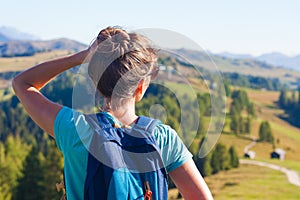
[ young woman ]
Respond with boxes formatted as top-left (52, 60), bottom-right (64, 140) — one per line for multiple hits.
top-left (12, 26), bottom-right (213, 200)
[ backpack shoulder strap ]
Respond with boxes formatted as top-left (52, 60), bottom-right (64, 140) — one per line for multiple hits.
top-left (84, 113), bottom-right (111, 130)
top-left (84, 113), bottom-right (119, 140)
top-left (130, 116), bottom-right (160, 138)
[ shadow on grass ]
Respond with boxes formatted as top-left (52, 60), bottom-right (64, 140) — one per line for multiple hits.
top-left (277, 114), bottom-right (300, 129)
top-left (222, 182), bottom-right (239, 189)
top-left (265, 104), bottom-right (278, 109)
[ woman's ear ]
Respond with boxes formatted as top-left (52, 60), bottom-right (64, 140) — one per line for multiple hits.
top-left (135, 79), bottom-right (150, 102)
top-left (135, 79), bottom-right (144, 102)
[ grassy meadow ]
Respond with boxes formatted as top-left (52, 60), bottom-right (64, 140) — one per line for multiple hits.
top-left (205, 164), bottom-right (300, 200)
top-left (206, 88), bottom-right (300, 199)
top-left (0, 50), bottom-right (72, 73)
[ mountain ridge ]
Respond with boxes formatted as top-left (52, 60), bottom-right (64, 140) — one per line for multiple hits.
top-left (0, 38), bottom-right (87, 57)
top-left (218, 51), bottom-right (300, 71)
top-left (0, 26), bottom-right (40, 41)
top-left (0, 32), bottom-right (11, 42)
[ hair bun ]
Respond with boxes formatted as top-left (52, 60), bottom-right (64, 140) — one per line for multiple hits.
top-left (96, 27), bottom-right (131, 58)
top-left (88, 26), bottom-right (157, 103)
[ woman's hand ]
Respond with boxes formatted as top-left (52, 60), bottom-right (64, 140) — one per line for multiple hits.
top-left (83, 38), bottom-right (99, 63)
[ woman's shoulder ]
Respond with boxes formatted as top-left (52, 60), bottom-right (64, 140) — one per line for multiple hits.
top-left (54, 106), bottom-right (93, 151)
top-left (152, 123), bottom-right (179, 146)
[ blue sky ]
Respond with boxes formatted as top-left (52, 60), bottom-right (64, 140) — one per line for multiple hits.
top-left (1, 0), bottom-right (300, 56)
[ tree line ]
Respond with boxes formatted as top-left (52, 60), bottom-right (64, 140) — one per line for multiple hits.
top-left (192, 138), bottom-right (239, 177)
top-left (228, 89), bottom-right (274, 144)
top-left (223, 72), bottom-right (284, 91)
top-left (229, 90), bottom-right (255, 134)
top-left (0, 71), bottom-right (73, 199)
top-left (278, 88), bottom-right (300, 128)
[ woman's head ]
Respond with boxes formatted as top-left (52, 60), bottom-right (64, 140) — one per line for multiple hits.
top-left (88, 27), bottom-right (157, 110)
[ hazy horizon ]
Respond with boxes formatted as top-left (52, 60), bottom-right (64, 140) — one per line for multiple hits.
top-left (1, 0), bottom-right (300, 56)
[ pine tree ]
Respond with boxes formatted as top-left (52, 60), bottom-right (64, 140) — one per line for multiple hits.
top-left (230, 111), bottom-right (240, 134)
top-left (291, 91), bottom-right (297, 105)
top-left (210, 148), bottom-right (220, 174)
top-left (279, 90), bottom-right (288, 108)
top-left (247, 102), bottom-right (256, 117)
top-left (238, 115), bottom-right (244, 133)
top-left (0, 142), bottom-right (11, 200)
top-left (210, 143), bottom-right (230, 174)
top-left (259, 121), bottom-right (274, 144)
top-left (196, 115), bottom-right (206, 137)
top-left (231, 90), bottom-right (249, 110)
top-left (217, 143), bottom-right (230, 170)
top-left (42, 141), bottom-right (64, 200)
top-left (14, 146), bottom-right (45, 200)
top-left (245, 117), bottom-right (252, 134)
top-left (228, 146), bottom-right (239, 168)
top-left (194, 137), bottom-right (212, 177)
top-left (224, 81), bottom-right (231, 97)
top-left (0, 136), bottom-right (30, 200)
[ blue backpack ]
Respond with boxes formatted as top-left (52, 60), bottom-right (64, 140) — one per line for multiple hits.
top-left (84, 113), bottom-right (168, 200)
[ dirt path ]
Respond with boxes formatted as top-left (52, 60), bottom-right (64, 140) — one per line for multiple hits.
top-left (243, 137), bottom-right (257, 153)
top-left (240, 159), bottom-right (300, 187)
top-left (242, 136), bottom-right (300, 187)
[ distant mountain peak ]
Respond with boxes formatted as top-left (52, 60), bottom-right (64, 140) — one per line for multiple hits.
top-left (257, 52), bottom-right (300, 70)
top-left (0, 32), bottom-right (11, 42)
top-left (0, 26), bottom-right (40, 41)
top-left (217, 51), bottom-right (300, 71)
top-left (217, 52), bottom-right (254, 59)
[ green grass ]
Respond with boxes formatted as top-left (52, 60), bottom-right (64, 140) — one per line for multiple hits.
top-left (218, 133), bottom-right (252, 157)
top-left (169, 164), bottom-right (300, 200)
top-left (205, 164), bottom-right (300, 200)
top-left (0, 50), bottom-right (71, 72)
top-left (162, 81), bottom-right (203, 98)
top-left (0, 50), bottom-right (73, 88)
top-left (257, 158), bottom-right (300, 173)
top-left (245, 89), bottom-right (300, 161)
top-left (270, 121), bottom-right (300, 142)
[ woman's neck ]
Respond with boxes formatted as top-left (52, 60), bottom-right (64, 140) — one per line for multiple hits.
top-left (104, 98), bottom-right (138, 126)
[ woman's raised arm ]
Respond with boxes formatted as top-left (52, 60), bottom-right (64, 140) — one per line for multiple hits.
top-left (12, 43), bottom-right (96, 137)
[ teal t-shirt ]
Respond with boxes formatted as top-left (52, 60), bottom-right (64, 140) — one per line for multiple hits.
top-left (54, 106), bottom-right (192, 200)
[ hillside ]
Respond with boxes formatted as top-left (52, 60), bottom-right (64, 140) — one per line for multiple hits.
top-left (0, 38), bottom-right (87, 57)
top-left (0, 26), bottom-right (39, 41)
top-left (258, 52), bottom-right (300, 71)
top-left (0, 47), bottom-right (297, 92)
top-left (0, 33), bottom-right (10, 42)
top-left (1, 42), bottom-right (299, 88)
top-left (172, 49), bottom-right (300, 87)
top-left (168, 87), bottom-right (300, 199)
top-left (218, 51), bottom-right (300, 71)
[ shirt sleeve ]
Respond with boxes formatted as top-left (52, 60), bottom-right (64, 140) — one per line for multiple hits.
top-left (154, 124), bottom-right (193, 173)
top-left (54, 106), bottom-right (93, 154)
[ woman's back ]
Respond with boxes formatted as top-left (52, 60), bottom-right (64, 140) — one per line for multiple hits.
top-left (13, 26), bottom-right (213, 199)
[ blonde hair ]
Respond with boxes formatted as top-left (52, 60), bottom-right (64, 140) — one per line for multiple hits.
top-left (88, 27), bottom-right (157, 110)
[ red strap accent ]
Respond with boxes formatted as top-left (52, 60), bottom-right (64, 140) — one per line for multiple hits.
top-left (144, 190), bottom-right (152, 200)
top-left (144, 181), bottom-right (152, 200)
